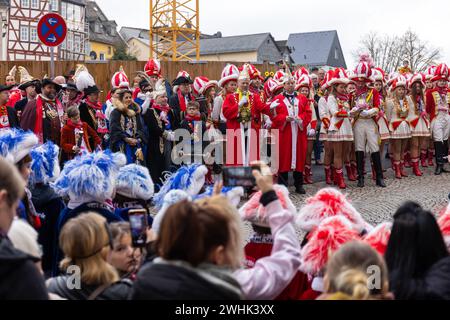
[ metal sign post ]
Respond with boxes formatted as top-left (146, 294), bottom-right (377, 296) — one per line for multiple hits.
top-left (50, 47), bottom-right (55, 78)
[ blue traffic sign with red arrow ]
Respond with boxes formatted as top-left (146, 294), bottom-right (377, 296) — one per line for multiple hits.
top-left (37, 13), bottom-right (67, 47)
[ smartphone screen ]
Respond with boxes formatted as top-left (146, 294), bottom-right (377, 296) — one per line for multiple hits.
top-left (222, 166), bottom-right (256, 187)
top-left (128, 209), bottom-right (148, 248)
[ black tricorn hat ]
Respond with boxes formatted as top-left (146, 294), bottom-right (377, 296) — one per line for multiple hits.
top-left (172, 75), bottom-right (193, 86)
top-left (84, 85), bottom-right (100, 96)
top-left (0, 85), bottom-right (13, 93)
top-left (18, 79), bottom-right (41, 91)
top-left (41, 78), bottom-right (63, 92)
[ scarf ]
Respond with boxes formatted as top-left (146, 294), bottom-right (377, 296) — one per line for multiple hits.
top-left (85, 99), bottom-right (108, 134)
top-left (336, 93), bottom-right (349, 101)
top-left (153, 104), bottom-right (171, 113)
top-left (0, 105), bottom-right (10, 129)
top-left (67, 118), bottom-right (82, 129)
top-left (185, 114), bottom-right (201, 122)
top-left (177, 91), bottom-right (192, 112)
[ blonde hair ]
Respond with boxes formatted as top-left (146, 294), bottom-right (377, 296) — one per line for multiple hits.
top-left (324, 241), bottom-right (389, 300)
top-left (60, 212), bottom-right (119, 286)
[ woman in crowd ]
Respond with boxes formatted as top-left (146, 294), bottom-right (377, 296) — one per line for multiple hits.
top-left (110, 89), bottom-right (146, 166)
top-left (144, 79), bottom-right (177, 186)
top-left (108, 222), bottom-right (141, 280)
top-left (326, 69), bottom-right (354, 189)
top-left (213, 64), bottom-right (239, 134)
top-left (385, 201), bottom-right (450, 299)
top-left (408, 74), bottom-right (431, 175)
top-left (47, 212), bottom-right (132, 300)
top-left (319, 241), bottom-right (392, 300)
top-left (386, 76), bottom-right (414, 179)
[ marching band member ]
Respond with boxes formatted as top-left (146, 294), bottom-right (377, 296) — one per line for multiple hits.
top-left (386, 75), bottom-right (414, 179)
top-left (425, 63), bottom-right (450, 175)
top-left (408, 73), bottom-right (431, 175)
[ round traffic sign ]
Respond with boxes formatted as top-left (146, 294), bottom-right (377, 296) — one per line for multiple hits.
top-left (37, 13), bottom-right (67, 47)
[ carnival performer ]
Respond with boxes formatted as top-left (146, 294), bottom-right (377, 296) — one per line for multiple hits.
top-left (425, 63), bottom-right (450, 175)
top-left (408, 73), bottom-right (431, 175)
top-left (350, 56), bottom-right (386, 188)
top-left (386, 75), bottom-right (414, 179)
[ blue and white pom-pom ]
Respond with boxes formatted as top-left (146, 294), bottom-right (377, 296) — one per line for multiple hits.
top-left (195, 186), bottom-right (244, 207)
top-left (0, 128), bottom-right (38, 164)
top-left (115, 164), bottom-right (154, 201)
top-left (153, 164), bottom-right (207, 209)
top-left (52, 150), bottom-right (126, 202)
top-left (152, 189), bottom-right (191, 235)
top-left (30, 141), bottom-right (60, 185)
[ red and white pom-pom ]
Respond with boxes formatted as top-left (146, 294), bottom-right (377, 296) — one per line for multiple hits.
top-left (300, 216), bottom-right (361, 275)
top-left (363, 222), bottom-right (392, 256)
top-left (296, 188), bottom-right (367, 233)
top-left (359, 53), bottom-right (374, 68)
top-left (145, 59), bottom-right (161, 77)
top-left (438, 203), bottom-right (450, 251)
top-left (239, 184), bottom-right (296, 227)
top-left (111, 67), bottom-right (129, 89)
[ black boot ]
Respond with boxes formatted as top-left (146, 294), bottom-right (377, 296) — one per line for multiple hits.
top-left (435, 142), bottom-right (444, 175)
top-left (371, 152), bottom-right (386, 188)
top-left (356, 151), bottom-right (365, 187)
top-left (293, 171), bottom-right (306, 194)
top-left (278, 172), bottom-right (289, 186)
top-left (443, 140), bottom-right (450, 173)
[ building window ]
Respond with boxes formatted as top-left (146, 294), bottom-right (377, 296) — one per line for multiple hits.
top-left (335, 48), bottom-right (339, 60)
top-left (74, 35), bottom-right (80, 53)
top-left (67, 32), bottom-right (73, 51)
top-left (108, 46), bottom-right (111, 55)
top-left (21, 0), bottom-right (30, 8)
top-left (30, 27), bottom-right (38, 42)
top-left (31, 0), bottom-right (39, 9)
top-left (49, 0), bottom-right (58, 12)
top-left (61, 2), bottom-right (67, 18)
top-left (20, 26), bottom-right (29, 42)
top-left (99, 53), bottom-right (105, 61)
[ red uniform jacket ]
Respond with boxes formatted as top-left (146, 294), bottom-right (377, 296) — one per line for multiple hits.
top-left (222, 91), bottom-right (271, 166)
top-left (425, 88), bottom-right (450, 123)
top-left (61, 121), bottom-right (101, 160)
top-left (270, 93), bottom-right (312, 173)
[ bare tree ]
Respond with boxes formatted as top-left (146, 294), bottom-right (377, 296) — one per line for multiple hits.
top-left (353, 30), bottom-right (441, 73)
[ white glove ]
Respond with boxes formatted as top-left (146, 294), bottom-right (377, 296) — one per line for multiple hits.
top-left (264, 118), bottom-right (272, 129)
top-left (269, 100), bottom-right (280, 110)
top-left (164, 130), bottom-right (175, 141)
top-left (360, 110), bottom-right (369, 117)
top-left (308, 129), bottom-right (316, 137)
top-left (351, 107), bottom-right (359, 114)
top-left (239, 96), bottom-right (248, 107)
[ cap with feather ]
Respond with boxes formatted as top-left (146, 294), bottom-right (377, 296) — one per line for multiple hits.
top-left (115, 164), bottom-right (154, 201)
top-left (30, 141), bottom-right (60, 185)
top-left (300, 215), bottom-right (361, 275)
top-left (152, 189), bottom-right (192, 235)
top-left (153, 164), bottom-right (208, 209)
top-left (0, 128), bottom-right (39, 164)
top-left (296, 188), bottom-right (368, 233)
top-left (74, 64), bottom-right (99, 95)
top-left (362, 222), bottom-right (392, 256)
top-left (239, 184), bottom-right (296, 228)
top-left (152, 78), bottom-right (167, 100)
top-left (51, 150), bottom-right (126, 202)
top-left (17, 66), bottom-right (40, 90)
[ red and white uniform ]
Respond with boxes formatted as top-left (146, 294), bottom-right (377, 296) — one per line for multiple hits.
top-left (270, 93), bottom-right (312, 173)
top-left (327, 94), bottom-right (354, 142)
top-left (409, 94), bottom-right (431, 137)
top-left (425, 88), bottom-right (450, 142)
top-left (386, 96), bottom-right (414, 139)
top-left (223, 90), bottom-right (271, 166)
top-left (376, 94), bottom-right (391, 140)
top-left (318, 96), bottom-right (331, 141)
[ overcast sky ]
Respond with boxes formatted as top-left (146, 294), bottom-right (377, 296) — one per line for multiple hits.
top-left (96, 0), bottom-right (448, 68)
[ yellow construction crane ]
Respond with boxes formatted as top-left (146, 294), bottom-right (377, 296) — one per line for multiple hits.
top-left (149, 0), bottom-right (200, 61)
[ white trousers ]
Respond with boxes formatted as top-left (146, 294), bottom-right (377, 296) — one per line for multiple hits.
top-left (354, 119), bottom-right (380, 153)
top-left (432, 112), bottom-right (450, 142)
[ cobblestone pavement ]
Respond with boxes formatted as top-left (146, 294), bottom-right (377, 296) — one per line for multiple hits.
top-left (242, 167), bottom-right (450, 242)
